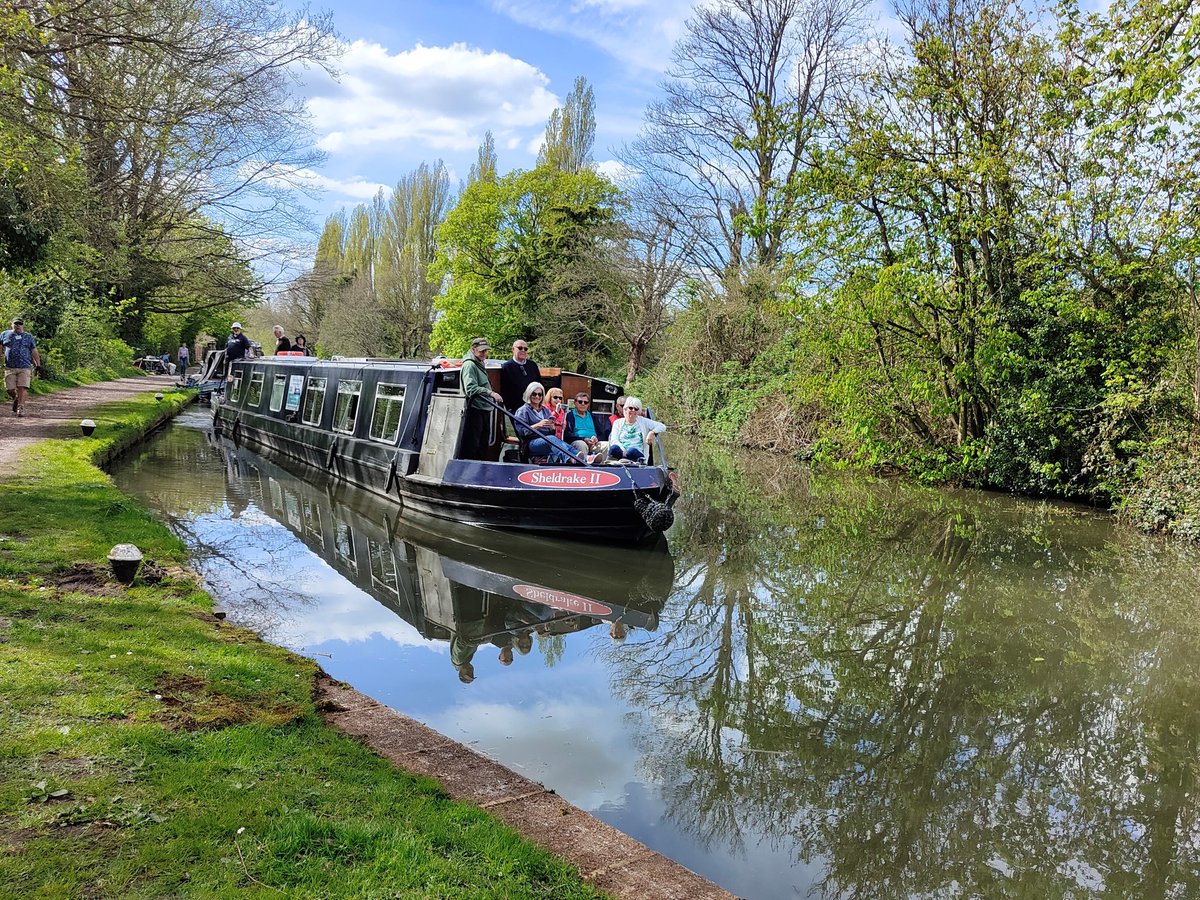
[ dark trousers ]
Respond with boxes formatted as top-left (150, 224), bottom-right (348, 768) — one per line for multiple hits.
top-left (462, 406), bottom-right (493, 460)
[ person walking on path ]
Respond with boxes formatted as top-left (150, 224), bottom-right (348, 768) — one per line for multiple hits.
top-left (1, 317), bottom-right (40, 417)
top-left (178, 344), bottom-right (190, 371)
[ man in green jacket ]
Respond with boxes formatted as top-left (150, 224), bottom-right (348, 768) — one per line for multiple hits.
top-left (460, 337), bottom-right (505, 460)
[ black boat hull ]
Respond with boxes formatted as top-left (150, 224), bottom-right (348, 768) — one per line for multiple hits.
top-left (214, 401), bottom-right (674, 542)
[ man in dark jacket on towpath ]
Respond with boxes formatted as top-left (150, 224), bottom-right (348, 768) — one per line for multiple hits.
top-left (460, 337), bottom-right (505, 461)
top-left (500, 339), bottom-right (539, 412)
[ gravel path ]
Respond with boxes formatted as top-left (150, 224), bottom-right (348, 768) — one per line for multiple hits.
top-left (0, 375), bottom-right (178, 472)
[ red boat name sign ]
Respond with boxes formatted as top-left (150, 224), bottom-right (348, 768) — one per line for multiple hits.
top-left (516, 468), bottom-right (622, 488)
top-left (513, 584), bottom-right (612, 617)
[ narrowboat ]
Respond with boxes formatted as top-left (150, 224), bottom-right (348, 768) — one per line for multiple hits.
top-left (216, 439), bottom-right (672, 650)
top-left (211, 355), bottom-right (678, 542)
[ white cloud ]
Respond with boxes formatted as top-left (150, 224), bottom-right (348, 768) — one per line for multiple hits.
top-left (594, 159), bottom-right (636, 184)
top-left (490, 0), bottom-right (696, 72)
top-left (258, 163), bottom-right (388, 200)
top-left (304, 40), bottom-right (559, 155)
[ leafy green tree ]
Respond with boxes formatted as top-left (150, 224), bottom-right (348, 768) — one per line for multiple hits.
top-left (430, 165), bottom-right (620, 366)
top-left (2, 0), bottom-right (337, 341)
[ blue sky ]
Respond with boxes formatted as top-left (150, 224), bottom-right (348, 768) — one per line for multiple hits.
top-left (281, 0), bottom-right (699, 225)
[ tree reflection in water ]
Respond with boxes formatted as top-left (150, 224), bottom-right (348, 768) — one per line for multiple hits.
top-left (608, 447), bottom-right (1200, 898)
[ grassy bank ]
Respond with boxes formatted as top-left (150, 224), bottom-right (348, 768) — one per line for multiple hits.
top-left (0, 391), bottom-right (603, 898)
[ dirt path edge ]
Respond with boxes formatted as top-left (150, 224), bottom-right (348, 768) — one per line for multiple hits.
top-left (316, 673), bottom-right (740, 900)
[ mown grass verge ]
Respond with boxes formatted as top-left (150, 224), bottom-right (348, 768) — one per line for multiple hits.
top-left (0, 391), bottom-right (604, 898)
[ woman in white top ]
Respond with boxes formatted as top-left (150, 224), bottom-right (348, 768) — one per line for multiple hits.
top-left (607, 396), bottom-right (666, 464)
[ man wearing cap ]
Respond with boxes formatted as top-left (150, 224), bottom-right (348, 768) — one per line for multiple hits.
top-left (460, 337), bottom-right (505, 460)
top-left (1, 318), bottom-right (40, 417)
top-left (224, 322), bottom-right (251, 379)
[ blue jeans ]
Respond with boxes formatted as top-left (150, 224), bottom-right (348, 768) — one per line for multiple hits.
top-left (608, 445), bottom-right (644, 462)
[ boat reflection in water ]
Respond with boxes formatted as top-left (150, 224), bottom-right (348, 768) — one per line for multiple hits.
top-left (211, 432), bottom-right (672, 683)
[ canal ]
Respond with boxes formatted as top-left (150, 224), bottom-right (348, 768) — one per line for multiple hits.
top-left (110, 408), bottom-right (1200, 899)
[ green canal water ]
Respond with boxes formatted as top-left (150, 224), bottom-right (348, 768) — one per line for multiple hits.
top-left (110, 409), bottom-right (1200, 899)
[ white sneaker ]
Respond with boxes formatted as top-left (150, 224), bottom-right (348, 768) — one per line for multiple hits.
top-left (16, 406), bottom-right (24, 417)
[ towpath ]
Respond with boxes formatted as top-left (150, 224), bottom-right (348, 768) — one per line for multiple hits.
top-left (0, 375), bottom-right (178, 471)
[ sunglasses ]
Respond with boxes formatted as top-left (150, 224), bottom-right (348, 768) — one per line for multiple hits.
top-left (627, 406), bottom-right (641, 411)
top-left (575, 399), bottom-right (590, 404)
top-left (530, 391), bottom-right (543, 396)
top-left (515, 345), bottom-right (528, 350)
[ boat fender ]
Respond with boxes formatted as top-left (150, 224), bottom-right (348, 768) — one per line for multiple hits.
top-left (326, 439), bottom-right (338, 471)
top-left (384, 455), bottom-right (398, 493)
top-left (633, 486), bottom-right (674, 533)
top-left (231, 416), bottom-right (242, 445)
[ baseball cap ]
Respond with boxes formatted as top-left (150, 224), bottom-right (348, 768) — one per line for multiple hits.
top-left (11, 317), bottom-right (23, 325)
top-left (470, 337), bottom-right (490, 351)
top-left (231, 322), bottom-right (243, 330)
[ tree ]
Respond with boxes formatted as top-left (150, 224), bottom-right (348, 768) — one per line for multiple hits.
top-left (468, 131), bottom-right (498, 186)
top-left (1, 0), bottom-right (338, 339)
top-left (624, 0), bottom-right (868, 279)
top-left (297, 164), bottom-right (452, 358)
top-left (558, 209), bottom-right (686, 384)
top-left (375, 163), bottom-right (453, 356)
top-left (538, 76), bottom-right (596, 174)
top-left (430, 165), bottom-right (620, 366)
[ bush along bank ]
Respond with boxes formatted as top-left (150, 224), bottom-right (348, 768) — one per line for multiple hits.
top-left (643, 272), bottom-right (1200, 541)
top-left (0, 391), bottom-right (604, 899)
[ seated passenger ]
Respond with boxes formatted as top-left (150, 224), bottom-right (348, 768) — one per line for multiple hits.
top-left (564, 392), bottom-right (610, 464)
top-left (513, 382), bottom-right (583, 463)
top-left (545, 387), bottom-right (567, 440)
top-left (610, 396), bottom-right (626, 425)
top-left (607, 396), bottom-right (666, 464)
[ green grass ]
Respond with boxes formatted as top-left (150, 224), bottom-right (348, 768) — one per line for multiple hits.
top-left (0, 390), bottom-right (605, 898)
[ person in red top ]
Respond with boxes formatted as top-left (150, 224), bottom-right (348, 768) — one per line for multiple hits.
top-left (609, 395), bottom-right (626, 425)
top-left (544, 387), bottom-right (567, 440)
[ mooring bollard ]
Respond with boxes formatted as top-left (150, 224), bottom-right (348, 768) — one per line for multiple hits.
top-left (107, 544), bottom-right (143, 584)
top-left (80, 419), bottom-right (96, 437)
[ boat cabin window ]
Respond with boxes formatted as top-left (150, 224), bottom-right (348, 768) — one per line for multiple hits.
top-left (245, 371), bottom-right (265, 408)
top-left (333, 380), bottom-right (362, 434)
top-left (334, 519), bottom-right (356, 571)
top-left (369, 383), bottom-right (406, 443)
top-left (302, 376), bottom-right (327, 425)
top-left (269, 373), bottom-right (287, 412)
top-left (229, 371), bottom-right (244, 404)
top-left (368, 540), bottom-right (399, 598)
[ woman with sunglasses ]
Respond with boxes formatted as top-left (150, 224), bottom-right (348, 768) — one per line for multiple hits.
top-left (564, 392), bottom-right (610, 464)
top-left (513, 382), bottom-right (582, 462)
top-left (545, 387), bottom-right (567, 440)
top-left (607, 396), bottom-right (666, 464)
